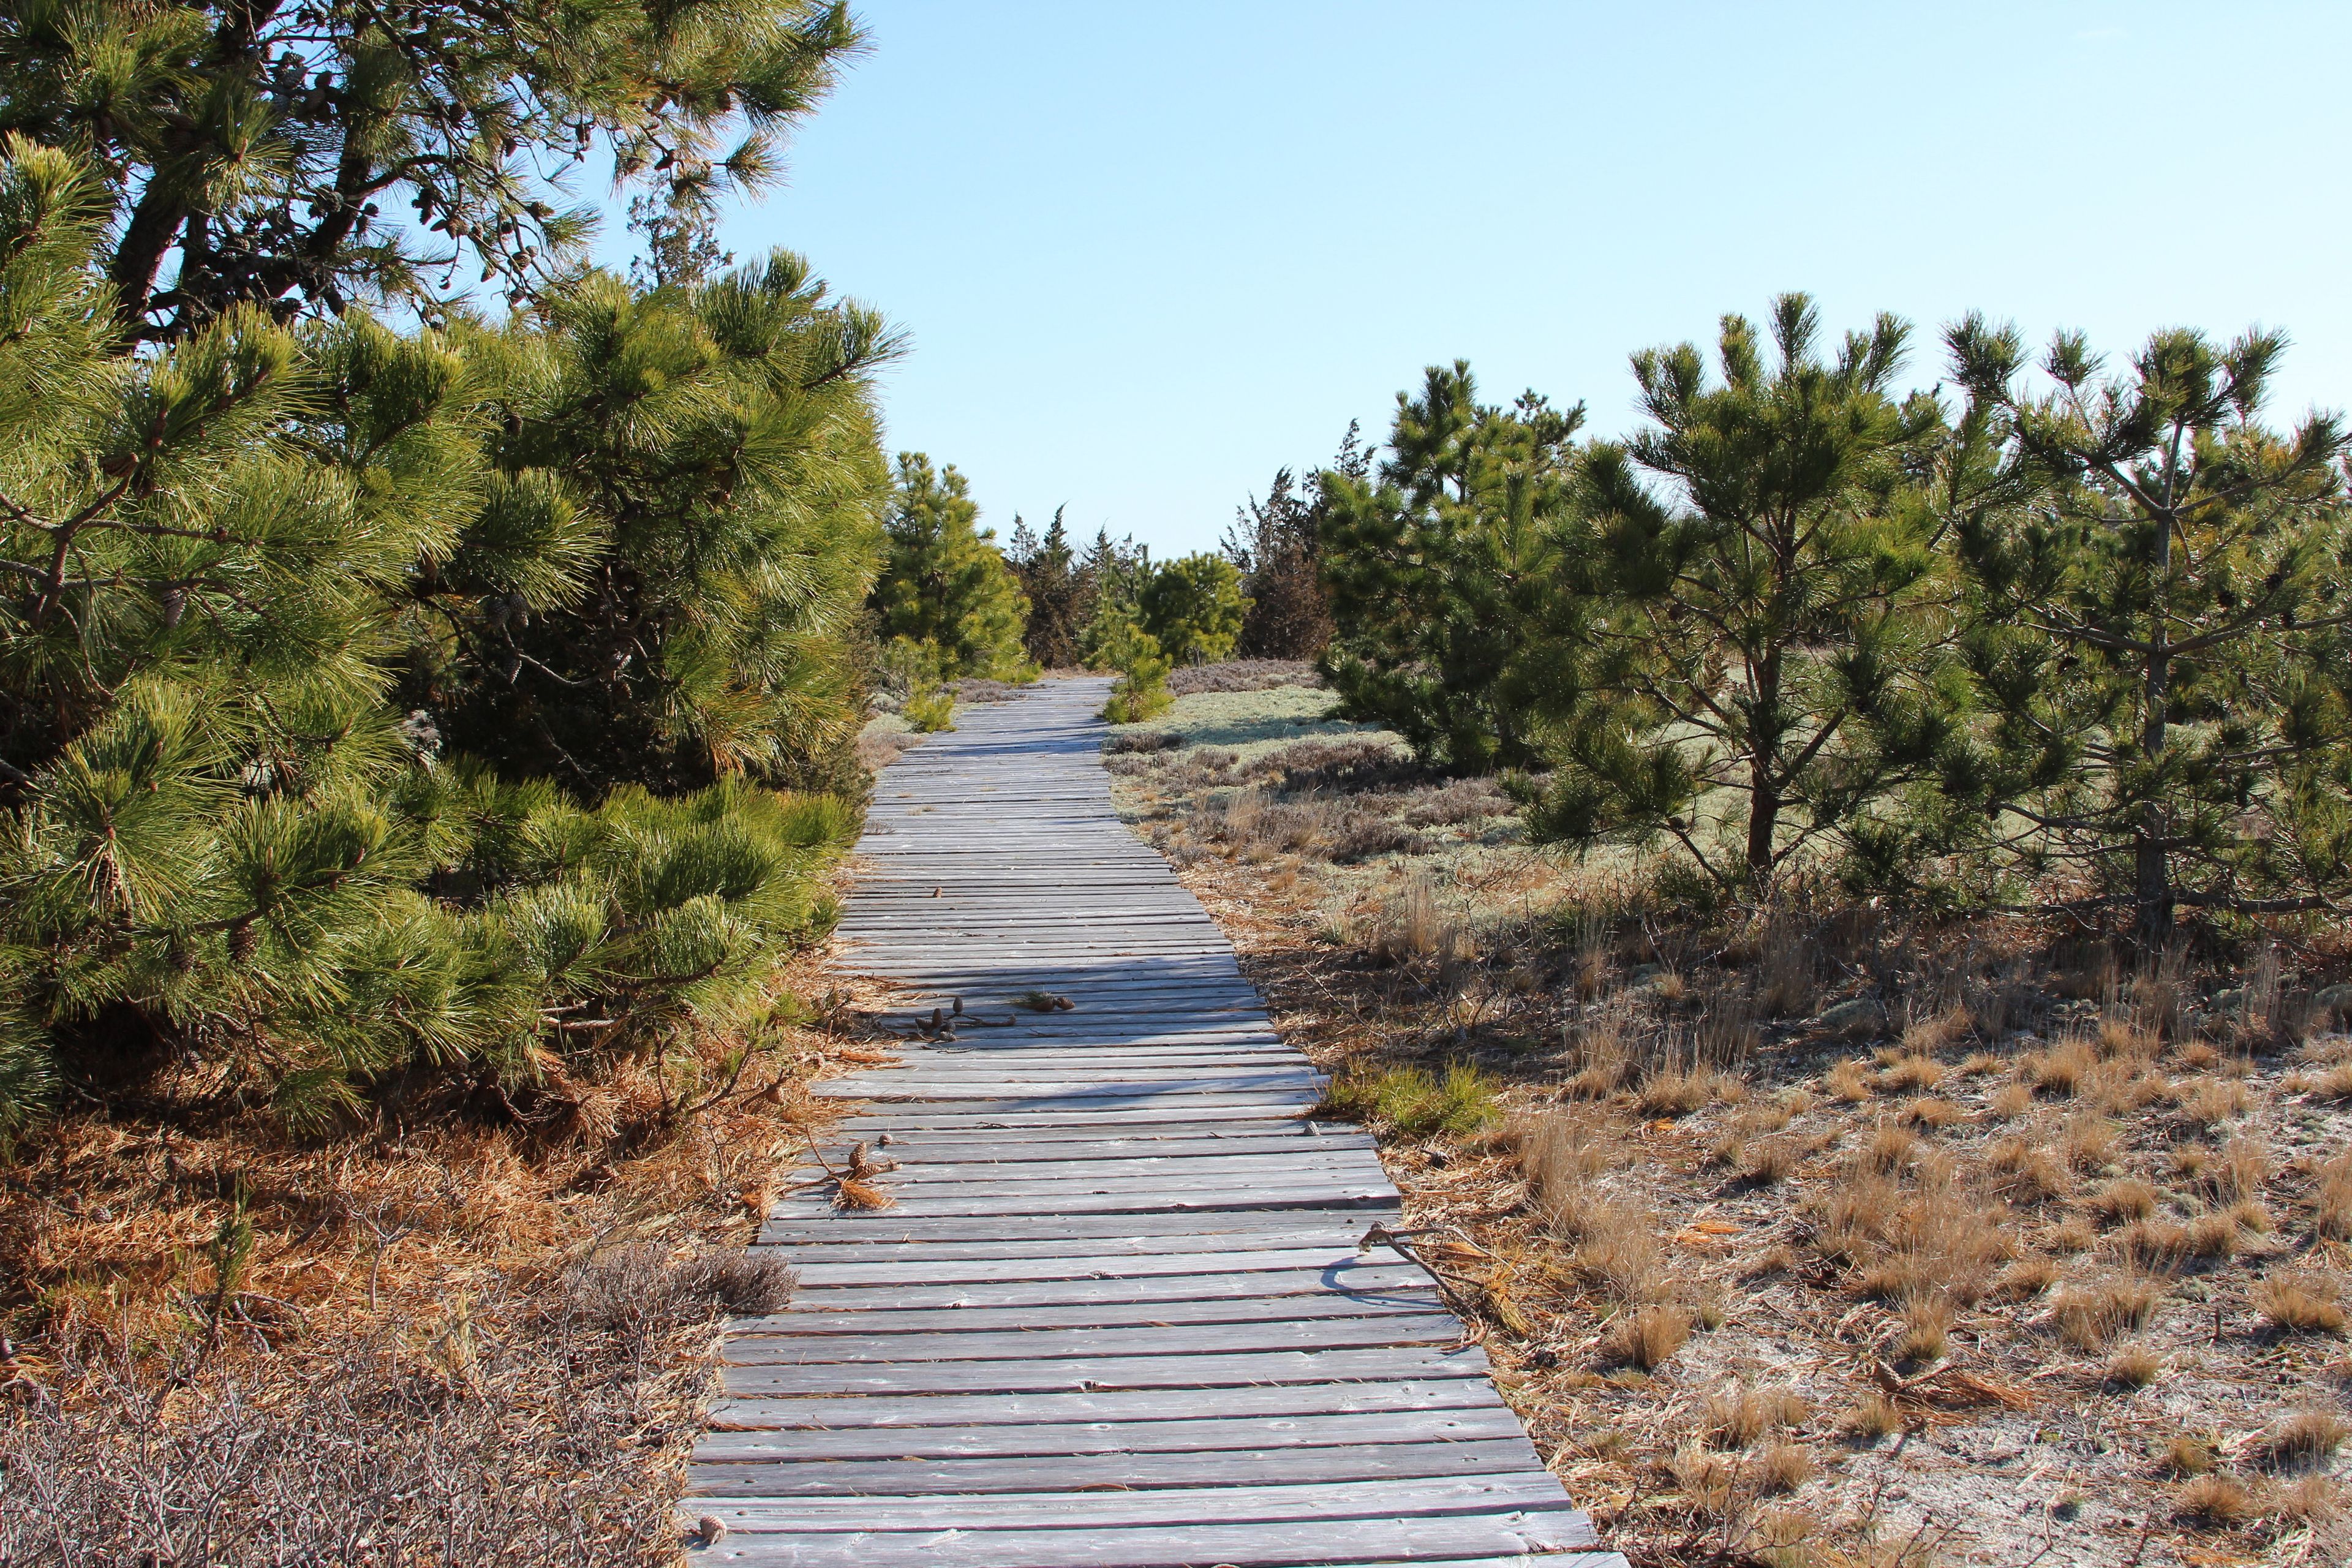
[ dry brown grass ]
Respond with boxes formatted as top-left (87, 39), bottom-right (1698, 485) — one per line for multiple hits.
top-left (1113, 718), bottom-right (2352, 1567)
top-left (0, 1246), bottom-right (790, 1566)
top-left (2256, 1411), bottom-right (2350, 1471)
top-left (1607, 1304), bottom-right (1692, 1371)
top-left (2054, 1275), bottom-right (2160, 1349)
top-left (2089, 1177), bottom-right (2160, 1225)
top-left (1703, 1385), bottom-right (1811, 1449)
top-left (2177, 1473), bottom-right (2257, 1528)
top-left (2102, 1343), bottom-right (2162, 1389)
top-left (2254, 1273), bottom-right (2347, 1336)
top-left (0, 933), bottom-right (867, 1567)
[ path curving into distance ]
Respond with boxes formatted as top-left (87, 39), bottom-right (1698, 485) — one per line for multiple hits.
top-left (686, 677), bottom-right (1624, 1568)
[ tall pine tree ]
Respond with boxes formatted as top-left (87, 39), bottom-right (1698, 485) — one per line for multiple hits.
top-left (1009, 505), bottom-right (1086, 668)
top-left (1529, 296), bottom-right (1950, 896)
top-left (1945, 317), bottom-right (2352, 939)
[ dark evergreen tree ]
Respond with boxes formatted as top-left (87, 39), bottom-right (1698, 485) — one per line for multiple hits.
top-left (1528, 296), bottom-right (1950, 896)
top-left (1317, 362), bottom-right (1582, 772)
top-left (0, 0), bottom-right (863, 341)
top-left (1944, 317), bottom-right (2352, 940)
top-left (1009, 505), bottom-right (1085, 667)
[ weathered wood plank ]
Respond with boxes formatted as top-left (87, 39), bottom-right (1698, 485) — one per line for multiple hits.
top-left (693, 1404), bottom-right (1526, 1461)
top-left (720, 1344), bottom-right (1496, 1398)
top-left (690, 1437), bottom-right (1546, 1496)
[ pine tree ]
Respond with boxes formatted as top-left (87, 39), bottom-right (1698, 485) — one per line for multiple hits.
top-left (1528, 296), bottom-right (1949, 897)
top-left (408, 252), bottom-right (900, 799)
top-left (1009, 505), bottom-right (1085, 667)
top-left (1223, 437), bottom-right (1349, 659)
top-left (0, 142), bottom-right (869, 1136)
top-left (1137, 553), bottom-right (1245, 666)
top-left (870, 454), bottom-right (1031, 680)
top-left (1944, 317), bottom-right (2352, 940)
top-left (1317, 362), bottom-right (1581, 771)
top-left (0, 0), bottom-right (865, 341)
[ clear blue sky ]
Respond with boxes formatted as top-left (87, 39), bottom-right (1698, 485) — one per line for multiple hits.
top-left (665, 1), bottom-right (2352, 556)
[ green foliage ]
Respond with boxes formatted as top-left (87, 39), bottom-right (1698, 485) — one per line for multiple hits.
top-left (902, 687), bottom-right (956, 733)
top-left (0, 141), bottom-right (873, 1137)
top-left (0, 0), bottom-right (864, 340)
top-left (1527, 295), bottom-right (1953, 897)
top-left (1321, 1061), bottom-right (1496, 1138)
top-left (1085, 570), bottom-right (1173, 724)
top-left (407, 254), bottom-right (897, 801)
top-left (1318, 361), bottom-right (1583, 772)
top-left (1943, 317), bottom-right (2352, 937)
top-left (1137, 552), bottom-right (1245, 666)
top-left (870, 453), bottom-right (1031, 680)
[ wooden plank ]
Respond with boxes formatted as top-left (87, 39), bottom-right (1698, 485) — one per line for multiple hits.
top-left (737, 1287), bottom-right (1446, 1338)
top-left (705, 1377), bottom-right (1504, 1433)
top-left (773, 1264), bottom-right (1427, 1313)
top-left (701, 1473), bottom-right (1581, 1530)
top-left (721, 1313), bottom-right (1464, 1364)
top-left (710, 1539), bottom-right (1621, 1568)
top-left (693, 1404), bottom-right (1527, 1461)
top-left (720, 1344), bottom-right (1496, 1398)
top-left (690, 1438), bottom-right (1546, 1496)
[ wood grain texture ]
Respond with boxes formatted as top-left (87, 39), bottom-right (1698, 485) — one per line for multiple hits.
top-left (687, 677), bottom-right (1621, 1567)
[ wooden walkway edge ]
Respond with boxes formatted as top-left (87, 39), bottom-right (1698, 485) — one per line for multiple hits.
top-left (687, 677), bottom-right (1626, 1568)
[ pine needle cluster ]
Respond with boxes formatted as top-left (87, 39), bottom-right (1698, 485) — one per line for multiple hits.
top-left (0, 140), bottom-right (881, 1137)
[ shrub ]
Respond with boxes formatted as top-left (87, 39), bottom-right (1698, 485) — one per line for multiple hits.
top-left (0, 145), bottom-right (870, 1136)
top-left (1137, 552), bottom-right (1246, 666)
top-left (1318, 361), bottom-right (1581, 772)
top-left (870, 453), bottom-right (1031, 681)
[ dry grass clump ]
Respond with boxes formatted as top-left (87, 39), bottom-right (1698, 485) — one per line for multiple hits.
top-left (1986, 1136), bottom-right (2070, 1205)
top-left (2053, 1275), bottom-right (2160, 1350)
top-left (1879, 1051), bottom-right (1947, 1093)
top-left (2059, 1114), bottom-right (2119, 1171)
top-left (2165, 1434), bottom-right (2218, 1476)
top-left (1825, 1058), bottom-right (1874, 1103)
top-left (1844, 1393), bottom-right (1906, 1440)
top-left (2103, 1343), bottom-right (2162, 1389)
top-left (1755, 1441), bottom-right (1816, 1495)
top-left (2253, 1273), bottom-right (2347, 1336)
top-left (1901, 1096), bottom-right (1965, 1130)
top-left (2176, 1473), bottom-right (2257, 1528)
top-left (2177, 1077), bottom-right (2250, 1131)
top-left (1606, 1304), bottom-right (1692, 1371)
top-left (2027, 1038), bottom-right (2097, 1097)
top-left (1703, 1386), bottom-right (1812, 1449)
top-left (2089, 1177), bottom-right (2160, 1225)
top-left (1986, 1082), bottom-right (2033, 1121)
top-left (2255, 1411), bottom-right (2350, 1471)
top-left (2316, 1156), bottom-right (2352, 1242)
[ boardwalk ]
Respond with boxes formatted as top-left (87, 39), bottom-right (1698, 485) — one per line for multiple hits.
top-left (688, 678), bottom-right (1623, 1568)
